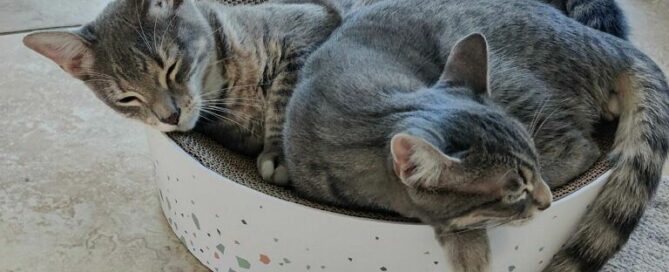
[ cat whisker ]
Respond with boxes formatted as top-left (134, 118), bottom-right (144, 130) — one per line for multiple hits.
top-left (532, 106), bottom-right (562, 139)
top-left (210, 56), bottom-right (236, 66)
top-left (528, 96), bottom-right (551, 136)
top-left (201, 97), bottom-right (264, 102)
top-left (159, 15), bottom-right (178, 53)
top-left (202, 98), bottom-right (264, 105)
top-left (133, 6), bottom-right (154, 54)
top-left (206, 22), bottom-right (227, 39)
top-left (204, 102), bottom-right (263, 109)
top-left (199, 108), bottom-right (250, 132)
top-left (215, 81), bottom-right (275, 94)
top-left (201, 106), bottom-right (258, 122)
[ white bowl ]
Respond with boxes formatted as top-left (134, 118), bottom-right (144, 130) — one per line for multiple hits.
top-left (146, 128), bottom-right (610, 272)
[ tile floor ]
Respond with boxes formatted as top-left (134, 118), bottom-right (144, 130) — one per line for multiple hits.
top-left (0, 0), bottom-right (667, 272)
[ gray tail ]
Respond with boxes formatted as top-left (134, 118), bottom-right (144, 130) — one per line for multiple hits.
top-left (544, 59), bottom-right (669, 271)
top-left (549, 0), bottom-right (629, 39)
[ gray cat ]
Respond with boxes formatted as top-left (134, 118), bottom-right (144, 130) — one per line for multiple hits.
top-left (23, 0), bottom-right (340, 185)
top-left (284, 0), bottom-right (669, 271)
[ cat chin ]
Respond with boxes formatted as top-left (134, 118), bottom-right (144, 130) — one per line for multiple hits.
top-left (150, 122), bottom-right (179, 132)
top-left (178, 112), bottom-right (200, 131)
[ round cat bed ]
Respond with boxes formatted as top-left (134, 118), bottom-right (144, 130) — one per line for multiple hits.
top-left (147, 124), bottom-right (613, 272)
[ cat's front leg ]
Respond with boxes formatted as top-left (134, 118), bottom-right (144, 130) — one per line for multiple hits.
top-left (435, 227), bottom-right (491, 272)
top-left (257, 145), bottom-right (289, 185)
top-left (256, 77), bottom-right (293, 186)
top-left (257, 118), bottom-right (289, 185)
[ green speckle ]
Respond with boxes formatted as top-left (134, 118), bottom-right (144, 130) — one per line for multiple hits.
top-left (508, 265), bottom-right (516, 272)
top-left (539, 247), bottom-right (544, 252)
top-left (179, 236), bottom-right (186, 245)
top-left (380, 267), bottom-right (387, 271)
top-left (228, 269), bottom-right (236, 272)
top-left (166, 197), bottom-right (171, 210)
top-left (236, 256), bottom-right (251, 269)
top-left (283, 258), bottom-right (291, 264)
top-left (192, 213), bottom-right (200, 230)
top-left (216, 244), bottom-right (226, 255)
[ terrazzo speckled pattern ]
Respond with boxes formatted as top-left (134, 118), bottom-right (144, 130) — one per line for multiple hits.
top-left (0, 0), bottom-right (667, 271)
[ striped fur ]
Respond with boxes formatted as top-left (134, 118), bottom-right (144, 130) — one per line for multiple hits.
top-left (545, 59), bottom-right (669, 271)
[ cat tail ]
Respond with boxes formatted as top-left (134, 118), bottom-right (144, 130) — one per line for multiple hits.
top-left (544, 57), bottom-right (669, 271)
top-left (554, 0), bottom-right (629, 39)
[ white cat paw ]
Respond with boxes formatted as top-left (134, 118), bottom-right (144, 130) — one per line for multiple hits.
top-left (257, 150), bottom-right (290, 186)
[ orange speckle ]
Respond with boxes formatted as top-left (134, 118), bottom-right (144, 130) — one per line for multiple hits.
top-left (259, 254), bottom-right (271, 265)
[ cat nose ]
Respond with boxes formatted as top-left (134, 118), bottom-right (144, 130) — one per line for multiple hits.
top-left (537, 201), bottom-right (551, 211)
top-left (532, 178), bottom-right (552, 211)
top-left (161, 108), bottom-right (181, 126)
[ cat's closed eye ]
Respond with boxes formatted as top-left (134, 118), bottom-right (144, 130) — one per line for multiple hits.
top-left (117, 94), bottom-right (142, 106)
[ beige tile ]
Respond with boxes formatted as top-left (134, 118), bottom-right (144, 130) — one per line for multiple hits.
top-left (0, 33), bottom-right (206, 271)
top-left (0, 0), bottom-right (112, 33)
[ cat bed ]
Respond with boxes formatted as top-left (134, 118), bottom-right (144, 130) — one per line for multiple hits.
top-left (148, 125), bottom-right (613, 272)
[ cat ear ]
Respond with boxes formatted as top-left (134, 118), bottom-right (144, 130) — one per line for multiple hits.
top-left (147, 0), bottom-right (184, 17)
top-left (390, 133), bottom-right (462, 189)
top-left (441, 33), bottom-right (490, 97)
top-left (23, 31), bottom-right (94, 79)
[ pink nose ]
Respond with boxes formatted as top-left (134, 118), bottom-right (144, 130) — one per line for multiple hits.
top-left (532, 178), bottom-right (553, 211)
top-left (161, 108), bottom-right (181, 125)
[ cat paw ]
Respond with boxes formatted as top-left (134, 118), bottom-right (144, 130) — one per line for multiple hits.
top-left (257, 150), bottom-right (290, 186)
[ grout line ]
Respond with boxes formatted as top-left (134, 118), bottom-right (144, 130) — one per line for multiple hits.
top-left (0, 24), bottom-right (82, 36)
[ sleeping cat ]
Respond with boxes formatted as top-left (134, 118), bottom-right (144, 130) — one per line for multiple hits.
top-left (22, 0), bottom-right (340, 185)
top-left (284, 0), bottom-right (668, 271)
top-left (23, 0), bottom-right (627, 186)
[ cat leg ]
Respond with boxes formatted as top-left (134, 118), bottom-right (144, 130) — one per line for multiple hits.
top-left (257, 75), bottom-right (295, 186)
top-left (257, 120), bottom-right (290, 185)
top-left (435, 227), bottom-right (491, 272)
